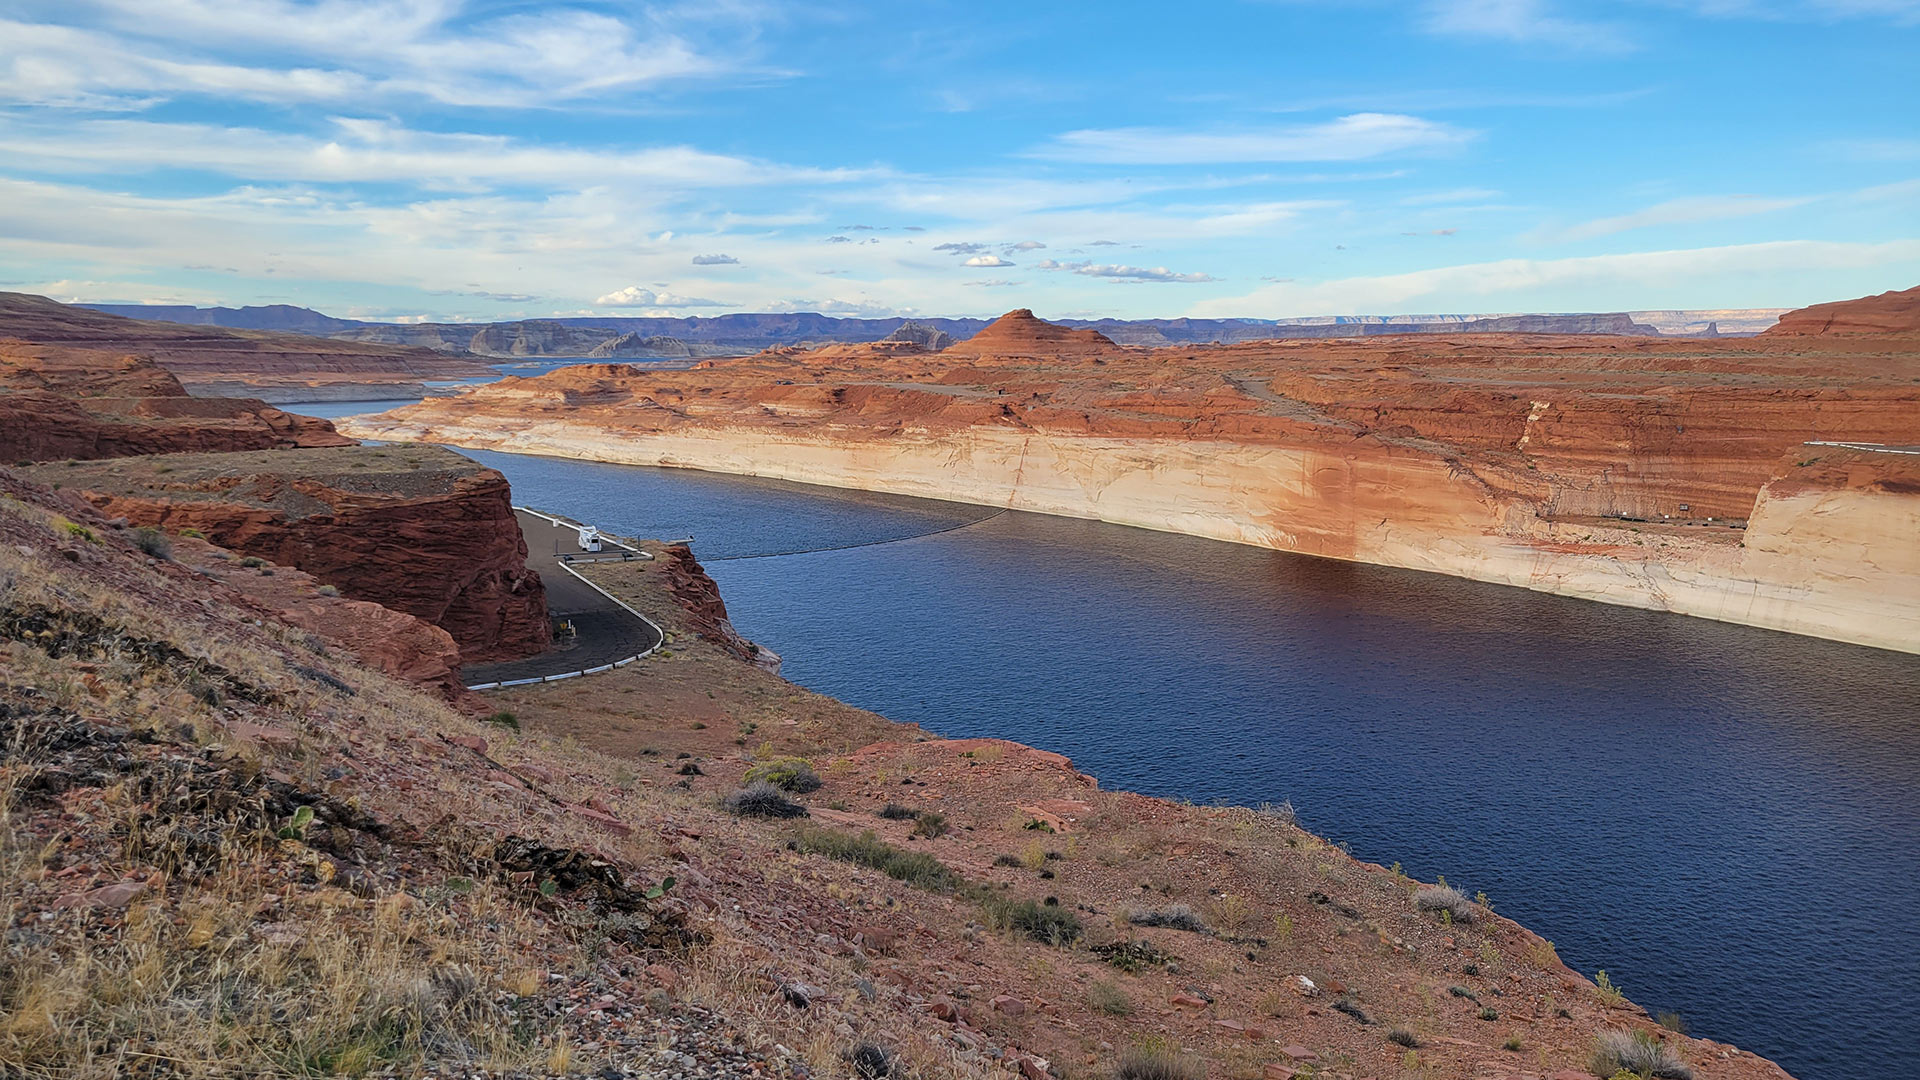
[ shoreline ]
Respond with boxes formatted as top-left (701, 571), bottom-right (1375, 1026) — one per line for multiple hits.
top-left (340, 413), bottom-right (1920, 655)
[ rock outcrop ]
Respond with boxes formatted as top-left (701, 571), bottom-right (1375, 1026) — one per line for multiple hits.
top-left (658, 544), bottom-right (780, 673)
top-left (879, 320), bottom-right (956, 352)
top-left (178, 535), bottom-right (480, 707)
top-left (1763, 285), bottom-right (1920, 336)
top-left (945, 309), bottom-right (1118, 358)
top-left (0, 341), bottom-right (351, 462)
top-left (587, 332), bottom-right (695, 358)
top-left (28, 445), bottom-right (551, 663)
top-left (345, 296), bottom-right (1920, 652)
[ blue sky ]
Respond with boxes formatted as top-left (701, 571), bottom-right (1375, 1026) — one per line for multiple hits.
top-left (1, 0), bottom-right (1916, 322)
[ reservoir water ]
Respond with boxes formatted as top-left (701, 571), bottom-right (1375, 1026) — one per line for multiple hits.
top-left (301, 413), bottom-right (1920, 1080)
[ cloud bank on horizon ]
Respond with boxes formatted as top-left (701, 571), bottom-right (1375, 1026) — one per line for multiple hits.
top-left (0, 0), bottom-right (1915, 322)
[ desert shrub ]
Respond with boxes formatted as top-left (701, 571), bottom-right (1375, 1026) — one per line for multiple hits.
top-left (131, 527), bottom-right (173, 560)
top-left (1387, 1028), bottom-right (1421, 1048)
top-left (179, 528), bottom-right (205, 539)
top-left (239, 556), bottom-right (266, 568)
top-left (1448, 985), bottom-right (1476, 1000)
top-left (1595, 970), bottom-right (1626, 1007)
top-left (1656, 1011), bottom-right (1688, 1035)
top-left (1334, 998), bottom-right (1371, 1024)
top-left (1414, 885), bottom-right (1476, 924)
top-left (723, 782), bottom-right (808, 820)
top-left (484, 711), bottom-right (519, 731)
top-left (847, 1042), bottom-right (894, 1079)
top-left (315, 584), bottom-right (341, 597)
top-left (991, 853), bottom-right (1022, 868)
top-left (793, 827), bottom-right (956, 892)
top-left (1478, 1006), bottom-right (1499, 1021)
top-left (910, 811), bottom-right (949, 839)
top-left (1092, 939), bottom-right (1170, 973)
top-left (877, 803), bottom-right (919, 820)
top-left (1128, 904), bottom-right (1210, 934)
top-left (58, 520), bottom-right (97, 543)
top-left (985, 898), bottom-right (1082, 946)
top-left (744, 757), bottom-right (822, 793)
top-left (1090, 979), bottom-right (1133, 1016)
top-left (1502, 1035), bottom-right (1524, 1052)
top-left (1113, 1042), bottom-right (1205, 1080)
top-left (1588, 1030), bottom-right (1693, 1080)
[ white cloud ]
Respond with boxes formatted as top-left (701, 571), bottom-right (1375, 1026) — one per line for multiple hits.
top-left (1037, 260), bottom-right (1217, 283)
top-left (963, 255), bottom-right (1014, 267)
top-left (1040, 113), bottom-right (1473, 165)
top-left (1536, 194), bottom-right (1813, 242)
top-left (1008, 240), bottom-right (1047, 251)
top-left (1190, 238), bottom-right (1920, 316)
top-left (595, 285), bottom-right (724, 308)
top-left (691, 253), bottom-right (740, 265)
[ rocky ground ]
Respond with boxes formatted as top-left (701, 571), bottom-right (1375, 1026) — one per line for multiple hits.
top-left (0, 465), bottom-right (1801, 1080)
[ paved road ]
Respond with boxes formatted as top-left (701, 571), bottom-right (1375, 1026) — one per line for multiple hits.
top-left (461, 510), bottom-right (663, 687)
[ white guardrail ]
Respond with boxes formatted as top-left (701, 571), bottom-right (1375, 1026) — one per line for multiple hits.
top-left (465, 507), bottom-right (666, 691)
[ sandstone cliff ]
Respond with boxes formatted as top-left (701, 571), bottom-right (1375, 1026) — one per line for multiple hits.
top-left (657, 544), bottom-right (781, 673)
top-left (0, 341), bottom-right (351, 462)
top-left (345, 296), bottom-right (1920, 652)
top-left (587, 331), bottom-right (694, 358)
top-left (880, 320), bottom-right (956, 351)
top-left (1763, 284), bottom-right (1920, 336)
top-left (26, 445), bottom-right (551, 663)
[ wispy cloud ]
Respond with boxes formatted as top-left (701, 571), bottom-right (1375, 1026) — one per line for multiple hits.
top-left (1421, 0), bottom-right (1634, 50)
top-left (1037, 260), bottom-right (1217, 283)
top-left (1191, 238), bottom-right (1920, 316)
top-left (1038, 113), bottom-right (1473, 165)
top-left (1536, 194), bottom-right (1813, 242)
top-left (691, 253), bottom-right (740, 265)
top-left (963, 254), bottom-right (1015, 267)
top-left (1, 1), bottom-right (758, 110)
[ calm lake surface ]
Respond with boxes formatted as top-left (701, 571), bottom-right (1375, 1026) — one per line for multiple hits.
top-left (302, 416), bottom-right (1920, 1080)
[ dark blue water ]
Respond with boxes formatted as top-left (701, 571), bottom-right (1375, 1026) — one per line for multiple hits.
top-left (412, 447), bottom-right (1918, 1080)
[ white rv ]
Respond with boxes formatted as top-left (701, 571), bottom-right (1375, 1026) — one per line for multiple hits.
top-left (576, 526), bottom-right (604, 553)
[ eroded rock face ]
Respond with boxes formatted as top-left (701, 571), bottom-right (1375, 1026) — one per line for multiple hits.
top-left (1764, 285), bottom-right (1920, 336)
top-left (0, 342), bottom-right (351, 463)
top-left (880, 320), bottom-right (956, 352)
top-left (31, 446), bottom-right (551, 663)
top-left (659, 544), bottom-right (780, 673)
top-left (944, 309), bottom-right (1118, 358)
top-left (342, 297), bottom-right (1920, 652)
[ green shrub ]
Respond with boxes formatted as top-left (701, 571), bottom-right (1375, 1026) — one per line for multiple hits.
top-left (793, 827), bottom-right (956, 892)
top-left (315, 584), bottom-right (341, 597)
top-left (484, 711), bottom-right (519, 731)
top-left (1387, 1028), bottom-right (1420, 1048)
top-left (131, 527), bottom-right (172, 560)
top-left (1089, 979), bottom-right (1132, 1017)
top-left (744, 757), bottom-right (822, 793)
top-left (910, 811), bottom-right (949, 838)
top-left (985, 898), bottom-right (1081, 946)
top-left (1092, 939), bottom-right (1170, 973)
top-left (239, 556), bottom-right (266, 568)
top-left (877, 803), bottom-right (919, 821)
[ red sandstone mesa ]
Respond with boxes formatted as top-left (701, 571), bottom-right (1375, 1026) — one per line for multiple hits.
top-left (343, 289), bottom-right (1920, 652)
top-left (0, 341), bottom-right (349, 462)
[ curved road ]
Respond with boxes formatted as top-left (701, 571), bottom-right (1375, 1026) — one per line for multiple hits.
top-left (461, 510), bottom-right (664, 687)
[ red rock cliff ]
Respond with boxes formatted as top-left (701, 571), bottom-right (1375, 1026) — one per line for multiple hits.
top-left (0, 342), bottom-right (350, 463)
top-left (30, 445), bottom-right (550, 663)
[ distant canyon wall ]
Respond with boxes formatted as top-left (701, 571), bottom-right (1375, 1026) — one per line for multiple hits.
top-left (342, 411), bottom-right (1920, 654)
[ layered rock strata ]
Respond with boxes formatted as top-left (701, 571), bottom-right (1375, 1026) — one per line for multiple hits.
top-left (343, 292), bottom-right (1920, 653)
top-left (27, 445), bottom-right (551, 662)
